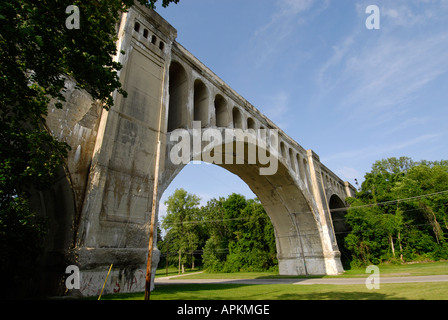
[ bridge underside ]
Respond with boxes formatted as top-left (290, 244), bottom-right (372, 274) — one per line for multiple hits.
top-left (161, 137), bottom-right (344, 276)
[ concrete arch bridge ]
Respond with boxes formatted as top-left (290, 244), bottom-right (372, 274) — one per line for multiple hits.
top-left (41, 4), bottom-right (355, 297)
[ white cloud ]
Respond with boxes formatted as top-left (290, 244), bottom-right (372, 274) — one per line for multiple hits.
top-left (260, 91), bottom-right (291, 129)
top-left (377, 116), bottom-right (432, 137)
top-left (381, 1), bottom-right (448, 28)
top-left (350, 37), bottom-right (447, 127)
top-left (276, 0), bottom-right (315, 17)
top-left (323, 133), bottom-right (441, 163)
top-left (313, 1), bottom-right (448, 128)
top-left (248, 0), bottom-right (319, 68)
top-left (335, 166), bottom-right (362, 181)
top-left (315, 34), bottom-right (358, 91)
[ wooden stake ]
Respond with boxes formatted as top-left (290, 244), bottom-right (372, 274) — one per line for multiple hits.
top-left (144, 64), bottom-right (165, 301)
top-left (144, 141), bottom-right (161, 300)
top-left (98, 264), bottom-right (113, 300)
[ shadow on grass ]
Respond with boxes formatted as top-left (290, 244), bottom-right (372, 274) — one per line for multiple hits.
top-left (276, 291), bottom-right (395, 300)
top-left (254, 274), bottom-right (326, 280)
top-left (99, 284), bottom-right (251, 300)
top-left (100, 283), bottom-right (404, 300)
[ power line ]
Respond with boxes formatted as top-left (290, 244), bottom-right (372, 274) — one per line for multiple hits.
top-left (333, 222), bottom-right (439, 236)
top-left (162, 215), bottom-right (268, 226)
top-left (160, 190), bottom-right (448, 227)
top-left (330, 205), bottom-right (439, 222)
top-left (329, 190), bottom-right (448, 214)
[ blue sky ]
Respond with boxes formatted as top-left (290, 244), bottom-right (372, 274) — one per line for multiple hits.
top-left (154, 0), bottom-right (448, 212)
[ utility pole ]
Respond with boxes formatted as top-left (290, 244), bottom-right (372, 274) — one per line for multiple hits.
top-left (144, 66), bottom-right (166, 300)
top-left (144, 141), bottom-right (161, 300)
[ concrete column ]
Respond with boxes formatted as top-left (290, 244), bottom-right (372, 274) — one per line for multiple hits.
top-left (306, 150), bottom-right (344, 275)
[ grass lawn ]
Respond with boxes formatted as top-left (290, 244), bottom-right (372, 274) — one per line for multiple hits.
top-left (162, 260), bottom-right (448, 280)
top-left (338, 260), bottom-right (448, 277)
top-left (96, 261), bottom-right (448, 300)
top-left (99, 282), bottom-right (448, 300)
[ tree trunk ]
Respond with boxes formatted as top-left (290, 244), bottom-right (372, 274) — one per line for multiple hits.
top-left (178, 249), bottom-right (181, 274)
top-left (389, 234), bottom-right (396, 258)
top-left (421, 202), bottom-right (443, 244)
top-left (398, 231), bottom-right (404, 262)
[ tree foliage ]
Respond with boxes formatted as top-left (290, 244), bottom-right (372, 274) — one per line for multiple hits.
top-left (0, 0), bottom-right (179, 294)
top-left (344, 157), bottom-right (448, 267)
top-left (159, 158), bottom-right (448, 273)
top-left (159, 191), bottom-right (277, 273)
top-left (161, 188), bottom-right (201, 271)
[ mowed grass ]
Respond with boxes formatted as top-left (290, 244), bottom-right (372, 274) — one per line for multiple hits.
top-left (338, 260), bottom-right (448, 278)
top-left (99, 282), bottom-right (448, 300)
top-left (96, 261), bottom-right (448, 300)
top-left (161, 260), bottom-right (448, 279)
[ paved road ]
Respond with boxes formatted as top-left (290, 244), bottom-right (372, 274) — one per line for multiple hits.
top-left (155, 274), bottom-right (448, 286)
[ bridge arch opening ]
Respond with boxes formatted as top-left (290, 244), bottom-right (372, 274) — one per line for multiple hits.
top-left (247, 117), bottom-right (256, 130)
top-left (296, 154), bottom-right (302, 180)
top-left (232, 107), bottom-right (243, 129)
top-left (194, 79), bottom-right (209, 126)
top-left (161, 136), bottom-right (333, 276)
top-left (289, 148), bottom-right (296, 173)
top-left (302, 158), bottom-right (311, 188)
top-left (168, 61), bottom-right (188, 132)
top-left (280, 141), bottom-right (287, 160)
top-left (329, 194), bottom-right (351, 268)
top-left (214, 94), bottom-right (229, 127)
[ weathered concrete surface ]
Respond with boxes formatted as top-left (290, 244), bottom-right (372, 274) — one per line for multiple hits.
top-left (42, 3), bottom-right (356, 297)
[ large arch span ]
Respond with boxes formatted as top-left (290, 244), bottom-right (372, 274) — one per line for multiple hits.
top-left (161, 135), bottom-right (337, 276)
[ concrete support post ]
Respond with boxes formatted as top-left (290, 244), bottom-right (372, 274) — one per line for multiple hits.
top-left (306, 150), bottom-right (344, 275)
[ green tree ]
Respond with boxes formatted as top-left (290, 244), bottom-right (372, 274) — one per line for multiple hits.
top-left (201, 194), bottom-right (277, 272)
top-left (202, 234), bottom-right (224, 272)
top-left (160, 191), bottom-right (277, 273)
top-left (201, 197), bottom-right (231, 244)
top-left (222, 193), bottom-right (248, 239)
top-left (370, 156), bottom-right (415, 176)
top-left (162, 188), bottom-right (201, 272)
top-left (0, 0), bottom-right (179, 295)
top-left (345, 157), bottom-right (448, 267)
top-left (200, 197), bottom-right (230, 270)
top-left (393, 162), bottom-right (448, 245)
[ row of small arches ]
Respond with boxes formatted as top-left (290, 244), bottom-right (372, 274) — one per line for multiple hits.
top-left (324, 174), bottom-right (345, 195)
top-left (168, 61), bottom-right (266, 132)
top-left (280, 142), bottom-right (312, 188)
top-left (167, 60), bottom-right (313, 187)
